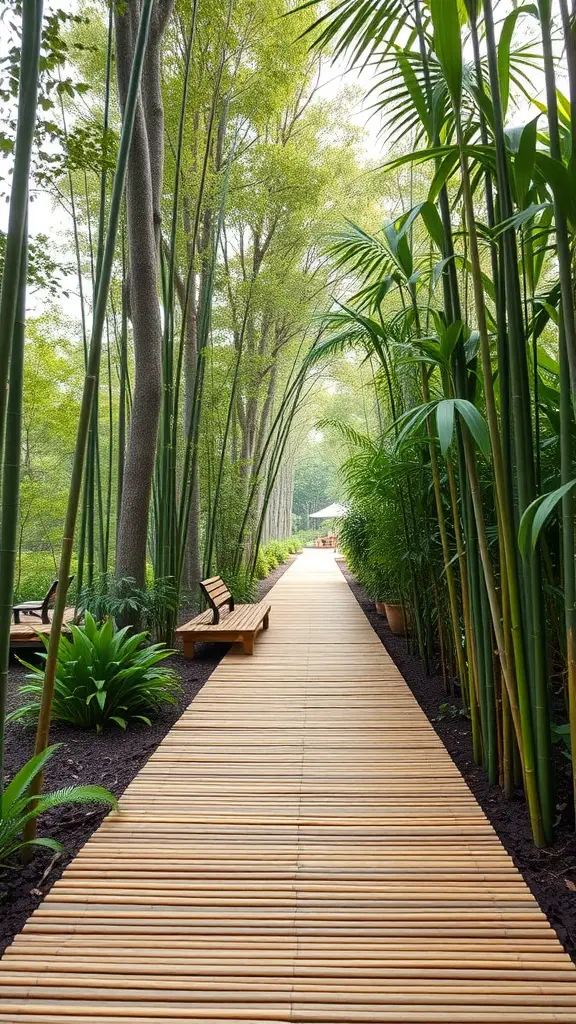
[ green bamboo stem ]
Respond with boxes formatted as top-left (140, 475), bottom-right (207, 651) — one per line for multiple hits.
top-left (0, 243), bottom-right (27, 793)
top-left (204, 283), bottom-right (254, 576)
top-left (456, 121), bottom-right (545, 844)
top-left (0, 0), bottom-right (43, 794)
top-left (116, 230), bottom-right (129, 541)
top-left (461, 423), bottom-right (544, 842)
top-left (156, 5), bottom-right (196, 585)
top-left (419, 362), bottom-right (467, 691)
top-left (0, 0), bottom-right (42, 471)
top-left (23, 0), bottom-right (156, 843)
top-left (559, 314), bottom-right (576, 819)
top-left (446, 457), bottom-right (482, 760)
top-left (482, 0), bottom-right (552, 840)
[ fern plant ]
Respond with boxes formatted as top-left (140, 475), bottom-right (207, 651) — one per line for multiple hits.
top-left (1, 745), bottom-right (117, 867)
top-left (78, 573), bottom-right (178, 642)
top-left (10, 613), bottom-right (181, 733)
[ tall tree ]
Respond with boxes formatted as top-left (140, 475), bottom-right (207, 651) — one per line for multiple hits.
top-left (115, 0), bottom-right (174, 585)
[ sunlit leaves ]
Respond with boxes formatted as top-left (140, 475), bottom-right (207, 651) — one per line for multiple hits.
top-left (518, 480), bottom-right (576, 556)
top-left (429, 0), bottom-right (463, 111)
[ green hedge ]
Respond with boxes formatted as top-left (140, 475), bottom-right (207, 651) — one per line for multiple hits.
top-left (255, 534), bottom-right (311, 578)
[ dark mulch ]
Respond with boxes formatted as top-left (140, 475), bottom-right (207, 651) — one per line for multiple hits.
top-left (0, 556), bottom-right (296, 956)
top-left (339, 559), bottom-right (576, 965)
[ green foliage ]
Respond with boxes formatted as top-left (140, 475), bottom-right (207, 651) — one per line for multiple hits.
top-left (14, 552), bottom-right (78, 604)
top-left (254, 548), bottom-right (270, 580)
top-left (78, 574), bottom-right (178, 642)
top-left (0, 745), bottom-right (116, 868)
top-left (339, 504), bottom-right (403, 602)
top-left (220, 567), bottom-right (258, 604)
top-left (262, 540), bottom-right (290, 568)
top-left (433, 702), bottom-right (470, 723)
top-left (10, 613), bottom-right (180, 733)
top-left (254, 535), bottom-right (305, 578)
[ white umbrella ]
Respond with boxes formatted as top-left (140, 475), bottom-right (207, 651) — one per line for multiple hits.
top-left (309, 503), bottom-right (348, 519)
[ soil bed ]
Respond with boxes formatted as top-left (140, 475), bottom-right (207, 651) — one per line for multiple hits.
top-left (339, 559), bottom-right (576, 965)
top-left (0, 556), bottom-right (295, 955)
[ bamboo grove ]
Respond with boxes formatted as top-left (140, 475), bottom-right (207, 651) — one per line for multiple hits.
top-left (3, 0), bottom-right (576, 856)
top-left (303, 0), bottom-right (576, 847)
top-left (0, 0), bottom-right (371, 833)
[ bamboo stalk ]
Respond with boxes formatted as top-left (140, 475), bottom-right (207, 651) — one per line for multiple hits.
top-left (0, 242), bottom-right (27, 793)
top-left (0, 0), bottom-right (43, 794)
top-left (23, 0), bottom-right (157, 845)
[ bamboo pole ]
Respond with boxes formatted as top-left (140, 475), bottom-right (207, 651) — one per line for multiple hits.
top-left (0, 0), bottom-right (43, 794)
top-left (23, 0), bottom-right (157, 845)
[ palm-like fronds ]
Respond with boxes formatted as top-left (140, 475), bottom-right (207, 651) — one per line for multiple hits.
top-left (10, 613), bottom-right (180, 732)
top-left (296, 0), bottom-right (418, 67)
top-left (0, 745), bottom-right (116, 868)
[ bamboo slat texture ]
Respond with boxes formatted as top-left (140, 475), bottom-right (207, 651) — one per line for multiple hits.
top-left (2, 548), bottom-right (576, 1021)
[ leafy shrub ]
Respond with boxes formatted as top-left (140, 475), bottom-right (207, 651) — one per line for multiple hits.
top-left (78, 573), bottom-right (178, 642)
top-left (285, 538), bottom-right (302, 554)
top-left (10, 613), bottom-right (181, 733)
top-left (263, 550), bottom-right (279, 570)
top-left (254, 548), bottom-right (270, 580)
top-left (291, 529), bottom-right (317, 548)
top-left (262, 540), bottom-right (291, 569)
top-left (339, 504), bottom-right (402, 601)
top-left (220, 567), bottom-right (258, 603)
top-left (1, 745), bottom-right (117, 868)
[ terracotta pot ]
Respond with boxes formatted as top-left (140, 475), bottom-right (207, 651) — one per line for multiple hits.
top-left (375, 601), bottom-right (387, 616)
top-left (384, 602), bottom-right (405, 635)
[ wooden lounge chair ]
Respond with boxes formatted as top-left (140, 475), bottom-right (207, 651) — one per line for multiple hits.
top-left (175, 575), bottom-right (271, 658)
top-left (12, 576), bottom-right (74, 625)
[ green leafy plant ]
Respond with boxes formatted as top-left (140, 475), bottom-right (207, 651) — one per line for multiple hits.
top-left (1, 745), bottom-right (117, 868)
top-left (254, 548), bottom-right (270, 580)
top-left (339, 502), bottom-right (404, 603)
top-left (263, 540), bottom-right (290, 566)
top-left (434, 702), bottom-right (470, 723)
top-left (552, 722), bottom-right (572, 763)
top-left (10, 613), bottom-right (181, 733)
top-left (78, 573), bottom-right (178, 641)
top-left (220, 567), bottom-right (258, 604)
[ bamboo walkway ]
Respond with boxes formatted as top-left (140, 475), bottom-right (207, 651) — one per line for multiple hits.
top-left (2, 548), bottom-right (576, 1021)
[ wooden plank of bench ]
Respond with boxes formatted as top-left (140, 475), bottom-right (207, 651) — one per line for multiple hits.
top-left (176, 601), bottom-right (271, 658)
top-left (177, 601), bottom-right (270, 634)
top-left (9, 607), bottom-right (76, 648)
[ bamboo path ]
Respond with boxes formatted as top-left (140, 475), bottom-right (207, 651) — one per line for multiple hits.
top-left (2, 548), bottom-right (576, 1021)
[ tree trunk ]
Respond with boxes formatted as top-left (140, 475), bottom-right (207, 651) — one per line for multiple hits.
top-left (114, 0), bottom-right (173, 585)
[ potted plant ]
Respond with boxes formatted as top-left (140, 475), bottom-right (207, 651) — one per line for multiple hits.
top-left (383, 600), bottom-right (405, 635)
top-left (338, 504), bottom-right (408, 634)
top-left (366, 564), bottom-right (405, 633)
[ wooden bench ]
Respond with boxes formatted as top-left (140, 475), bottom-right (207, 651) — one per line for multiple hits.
top-left (175, 575), bottom-right (271, 658)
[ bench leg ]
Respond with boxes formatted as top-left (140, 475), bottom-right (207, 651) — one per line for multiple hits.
top-left (263, 611), bottom-right (270, 630)
top-left (243, 637), bottom-right (255, 655)
top-left (183, 640), bottom-right (195, 659)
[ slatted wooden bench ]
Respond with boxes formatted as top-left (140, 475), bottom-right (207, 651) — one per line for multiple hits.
top-left (175, 575), bottom-right (271, 658)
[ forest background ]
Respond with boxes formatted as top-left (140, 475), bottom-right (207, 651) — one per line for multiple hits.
top-left (0, 0), bottom-right (382, 610)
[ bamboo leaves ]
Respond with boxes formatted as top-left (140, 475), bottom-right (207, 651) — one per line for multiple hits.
top-left (395, 397), bottom-right (491, 456)
top-left (519, 479), bottom-right (576, 556)
top-left (428, 0), bottom-right (463, 111)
